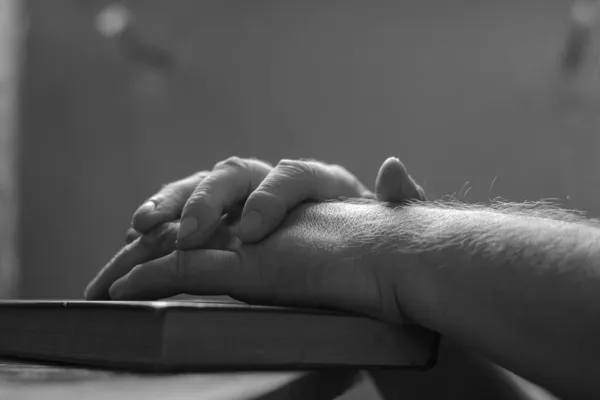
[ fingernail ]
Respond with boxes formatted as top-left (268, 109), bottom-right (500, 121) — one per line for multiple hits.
top-left (137, 201), bottom-right (156, 214)
top-left (239, 210), bottom-right (263, 235)
top-left (178, 217), bottom-right (199, 240)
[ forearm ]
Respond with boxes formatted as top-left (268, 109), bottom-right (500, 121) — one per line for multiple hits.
top-left (392, 203), bottom-right (600, 399)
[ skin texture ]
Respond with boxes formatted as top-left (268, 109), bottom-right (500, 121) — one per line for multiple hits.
top-left (385, 202), bottom-right (600, 400)
top-left (86, 156), bottom-right (425, 300)
top-left (111, 199), bottom-right (405, 321)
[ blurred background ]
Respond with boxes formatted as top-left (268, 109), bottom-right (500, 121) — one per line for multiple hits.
top-left (1, 0), bottom-right (599, 398)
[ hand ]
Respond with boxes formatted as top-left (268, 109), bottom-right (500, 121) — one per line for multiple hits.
top-left (125, 157), bottom-right (371, 247)
top-left (110, 199), bottom-right (407, 323)
top-left (125, 157), bottom-right (424, 246)
top-left (85, 156), bottom-right (425, 300)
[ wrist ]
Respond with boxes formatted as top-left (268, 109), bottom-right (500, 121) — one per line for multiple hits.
top-left (382, 205), bottom-right (449, 330)
top-left (360, 204), bottom-right (428, 325)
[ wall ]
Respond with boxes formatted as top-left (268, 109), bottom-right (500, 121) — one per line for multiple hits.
top-left (20, 0), bottom-right (600, 299)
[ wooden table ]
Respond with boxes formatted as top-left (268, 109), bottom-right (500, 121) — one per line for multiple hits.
top-left (0, 359), bottom-right (359, 400)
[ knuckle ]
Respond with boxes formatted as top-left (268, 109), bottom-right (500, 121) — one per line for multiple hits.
top-left (245, 158), bottom-right (273, 170)
top-left (193, 170), bottom-right (210, 179)
top-left (327, 164), bottom-right (356, 183)
top-left (276, 158), bottom-right (302, 168)
top-left (328, 164), bottom-right (348, 175)
top-left (276, 159), bottom-right (318, 178)
top-left (214, 156), bottom-right (246, 171)
top-left (276, 159), bottom-right (300, 169)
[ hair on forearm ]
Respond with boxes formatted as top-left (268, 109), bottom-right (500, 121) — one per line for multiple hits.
top-left (418, 198), bottom-right (600, 226)
top-left (335, 196), bottom-right (600, 226)
top-left (331, 196), bottom-right (600, 261)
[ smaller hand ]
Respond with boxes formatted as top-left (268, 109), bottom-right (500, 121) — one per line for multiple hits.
top-left (125, 157), bottom-right (373, 248)
top-left (125, 157), bottom-right (424, 243)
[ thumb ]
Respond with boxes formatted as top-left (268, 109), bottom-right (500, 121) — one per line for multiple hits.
top-left (375, 157), bottom-right (426, 203)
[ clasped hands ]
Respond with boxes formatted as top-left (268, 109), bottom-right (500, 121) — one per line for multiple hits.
top-left (85, 157), bottom-right (425, 324)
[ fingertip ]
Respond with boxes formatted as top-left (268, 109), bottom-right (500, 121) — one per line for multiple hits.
top-left (132, 200), bottom-right (158, 232)
top-left (376, 157), bottom-right (417, 203)
top-left (83, 280), bottom-right (110, 300)
top-left (83, 285), bottom-right (93, 300)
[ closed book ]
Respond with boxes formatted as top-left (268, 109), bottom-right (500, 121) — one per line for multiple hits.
top-left (0, 300), bottom-right (439, 372)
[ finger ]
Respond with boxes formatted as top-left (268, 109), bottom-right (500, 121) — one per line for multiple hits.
top-left (237, 159), bottom-right (369, 243)
top-left (125, 227), bottom-right (141, 244)
top-left (176, 157), bottom-right (272, 249)
top-left (132, 171), bottom-right (208, 234)
top-left (108, 249), bottom-right (243, 300)
top-left (84, 222), bottom-right (179, 300)
top-left (375, 157), bottom-right (426, 203)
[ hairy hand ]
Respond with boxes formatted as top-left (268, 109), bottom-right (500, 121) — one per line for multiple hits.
top-left (98, 200), bottom-right (407, 323)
